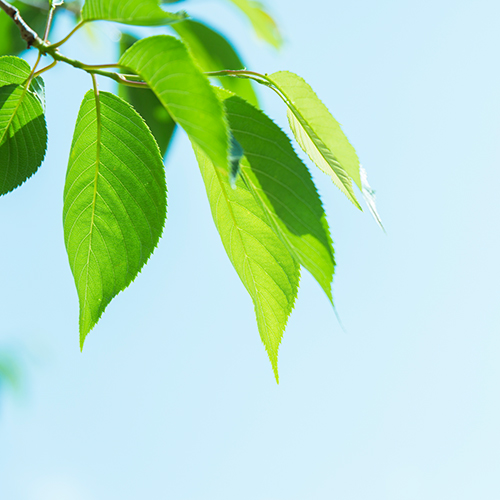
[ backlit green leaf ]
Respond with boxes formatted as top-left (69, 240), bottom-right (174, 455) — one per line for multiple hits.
top-left (193, 143), bottom-right (299, 382)
top-left (172, 19), bottom-right (258, 106)
top-left (0, 57), bottom-right (47, 195)
top-left (63, 90), bottom-right (166, 347)
top-left (220, 91), bottom-right (335, 303)
top-left (268, 71), bottom-right (362, 208)
top-left (82, 0), bottom-right (187, 26)
top-left (120, 35), bottom-right (228, 171)
top-left (119, 33), bottom-right (176, 158)
top-left (226, 0), bottom-right (282, 48)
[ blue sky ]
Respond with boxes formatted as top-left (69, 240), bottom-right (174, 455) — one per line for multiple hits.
top-left (1, 0), bottom-right (500, 498)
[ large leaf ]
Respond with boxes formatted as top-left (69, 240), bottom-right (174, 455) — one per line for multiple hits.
top-left (171, 19), bottom-right (258, 106)
top-left (0, 55), bottom-right (45, 106)
top-left (0, 57), bottom-right (47, 195)
top-left (81, 0), bottom-right (187, 26)
top-left (193, 143), bottom-right (299, 382)
top-left (119, 34), bottom-right (176, 158)
top-left (63, 90), bottom-right (166, 347)
top-left (120, 35), bottom-right (228, 171)
top-left (268, 71), bottom-right (362, 208)
top-left (226, 0), bottom-right (282, 49)
top-left (220, 91), bottom-right (335, 302)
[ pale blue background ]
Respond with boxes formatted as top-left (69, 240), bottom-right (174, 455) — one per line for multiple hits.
top-left (1, 0), bottom-right (500, 498)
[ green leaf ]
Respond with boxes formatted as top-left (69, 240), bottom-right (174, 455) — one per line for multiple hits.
top-left (120, 35), bottom-right (228, 171)
top-left (119, 33), bottom-right (176, 158)
top-left (171, 19), bottom-right (258, 106)
top-left (63, 90), bottom-right (167, 347)
top-left (81, 0), bottom-right (187, 26)
top-left (193, 143), bottom-right (299, 382)
top-left (268, 71), bottom-right (362, 208)
top-left (220, 91), bottom-right (335, 303)
top-left (0, 57), bottom-right (47, 195)
top-left (226, 0), bottom-right (282, 49)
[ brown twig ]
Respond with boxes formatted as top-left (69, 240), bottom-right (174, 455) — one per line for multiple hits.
top-left (0, 0), bottom-right (43, 48)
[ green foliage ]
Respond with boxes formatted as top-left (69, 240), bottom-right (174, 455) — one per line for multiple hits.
top-left (118, 33), bottom-right (176, 158)
top-left (194, 142), bottom-right (299, 382)
top-left (120, 35), bottom-right (229, 171)
top-left (0, 0), bottom-right (382, 380)
top-left (268, 71), bottom-right (362, 208)
top-left (0, 56), bottom-right (47, 195)
top-left (227, 0), bottom-right (282, 48)
top-left (81, 0), bottom-right (187, 26)
top-left (172, 19), bottom-right (259, 106)
top-left (220, 91), bottom-right (335, 303)
top-left (63, 90), bottom-right (166, 347)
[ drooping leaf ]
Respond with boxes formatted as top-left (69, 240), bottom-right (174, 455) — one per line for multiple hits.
top-left (81, 0), bottom-right (187, 26)
top-left (120, 35), bottom-right (228, 171)
top-left (220, 91), bottom-right (335, 303)
top-left (119, 33), bottom-right (176, 158)
top-left (0, 57), bottom-right (47, 195)
top-left (268, 71), bottom-right (362, 208)
top-left (193, 143), bottom-right (299, 382)
top-left (63, 90), bottom-right (166, 347)
top-left (226, 0), bottom-right (282, 49)
top-left (171, 19), bottom-right (258, 106)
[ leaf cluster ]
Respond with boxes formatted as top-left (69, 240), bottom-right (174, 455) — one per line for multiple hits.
top-left (0, 0), bottom-right (381, 381)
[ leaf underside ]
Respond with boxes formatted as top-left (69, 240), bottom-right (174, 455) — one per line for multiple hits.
top-left (63, 90), bottom-right (166, 347)
top-left (120, 35), bottom-right (228, 171)
top-left (268, 71), bottom-right (362, 208)
top-left (82, 0), bottom-right (187, 26)
top-left (0, 56), bottom-right (47, 195)
top-left (194, 142), bottom-right (299, 383)
top-left (220, 91), bottom-right (335, 303)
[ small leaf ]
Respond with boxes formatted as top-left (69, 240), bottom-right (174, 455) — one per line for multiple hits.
top-left (0, 58), bottom-right (47, 195)
top-left (226, 0), bottom-right (282, 49)
top-left (220, 91), bottom-right (335, 303)
top-left (172, 19), bottom-right (259, 106)
top-left (120, 35), bottom-right (228, 171)
top-left (268, 71), bottom-right (362, 208)
top-left (63, 90), bottom-right (166, 347)
top-left (193, 143), bottom-right (299, 382)
top-left (81, 0), bottom-right (187, 26)
top-left (119, 33), bottom-right (176, 158)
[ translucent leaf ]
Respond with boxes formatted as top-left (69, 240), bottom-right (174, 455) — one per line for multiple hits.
top-left (0, 58), bottom-right (47, 195)
top-left (81, 0), bottom-right (187, 26)
top-left (228, 131), bottom-right (244, 186)
top-left (119, 34), bottom-right (176, 158)
top-left (172, 19), bottom-right (258, 106)
top-left (268, 71), bottom-right (362, 208)
top-left (220, 91), bottom-right (335, 303)
top-left (193, 143), bottom-right (299, 382)
top-left (63, 90), bottom-right (167, 347)
top-left (120, 35), bottom-right (228, 171)
top-left (226, 0), bottom-right (282, 48)
top-left (360, 165), bottom-right (384, 230)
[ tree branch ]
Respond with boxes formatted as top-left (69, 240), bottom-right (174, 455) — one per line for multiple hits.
top-left (0, 0), bottom-right (43, 48)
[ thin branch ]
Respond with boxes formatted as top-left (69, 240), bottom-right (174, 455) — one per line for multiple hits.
top-left (0, 0), bottom-right (43, 48)
top-left (50, 21), bottom-right (85, 49)
top-left (33, 59), bottom-right (58, 78)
